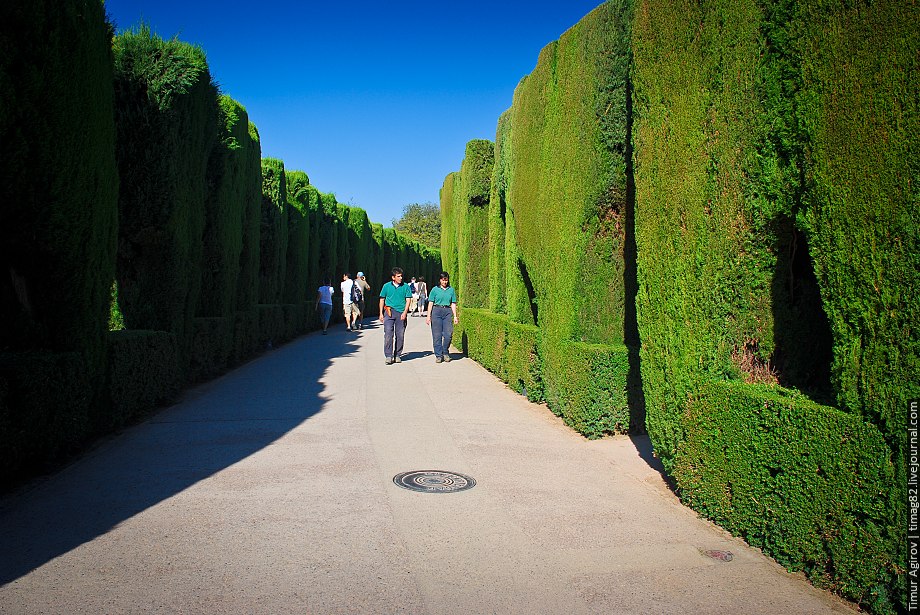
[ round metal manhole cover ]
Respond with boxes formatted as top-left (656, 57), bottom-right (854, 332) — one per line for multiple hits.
top-left (393, 470), bottom-right (476, 493)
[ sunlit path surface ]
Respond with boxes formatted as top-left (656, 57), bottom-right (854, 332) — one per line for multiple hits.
top-left (0, 317), bottom-right (854, 614)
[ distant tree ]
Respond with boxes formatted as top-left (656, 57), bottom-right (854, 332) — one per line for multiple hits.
top-left (392, 202), bottom-right (441, 249)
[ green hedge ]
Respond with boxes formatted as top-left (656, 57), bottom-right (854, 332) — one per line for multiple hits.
top-left (458, 140), bottom-right (493, 309)
top-left (507, 2), bottom-right (631, 347)
top-left (284, 170), bottom-right (311, 305)
top-left (113, 27), bottom-right (218, 367)
top-left (106, 330), bottom-right (181, 428)
top-left (0, 351), bottom-right (92, 486)
top-left (198, 96), bottom-right (251, 319)
top-left (259, 158), bottom-right (289, 304)
top-left (236, 121), bottom-right (263, 313)
top-left (543, 341), bottom-right (631, 437)
top-left (231, 309), bottom-right (260, 364)
top-left (673, 380), bottom-right (900, 612)
top-left (0, 0), bottom-right (117, 398)
top-left (439, 173), bottom-right (460, 282)
top-left (456, 308), bottom-right (506, 377)
top-left (189, 316), bottom-right (231, 383)
top-left (455, 309), bottom-right (544, 404)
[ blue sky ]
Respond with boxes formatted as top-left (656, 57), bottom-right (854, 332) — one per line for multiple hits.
top-left (105, 1), bottom-right (606, 228)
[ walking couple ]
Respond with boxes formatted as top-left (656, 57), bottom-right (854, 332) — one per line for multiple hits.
top-left (379, 268), bottom-right (458, 364)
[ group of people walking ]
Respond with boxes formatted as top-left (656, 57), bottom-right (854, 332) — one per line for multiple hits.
top-left (314, 272), bottom-right (371, 335)
top-left (315, 267), bottom-right (459, 364)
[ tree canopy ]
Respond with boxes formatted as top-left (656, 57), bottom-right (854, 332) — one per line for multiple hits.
top-left (392, 202), bottom-right (441, 249)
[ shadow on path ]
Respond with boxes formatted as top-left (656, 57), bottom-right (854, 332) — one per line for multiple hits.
top-left (0, 329), bottom-right (358, 585)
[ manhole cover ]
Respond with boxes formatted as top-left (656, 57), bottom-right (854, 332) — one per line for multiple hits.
top-left (393, 470), bottom-right (476, 493)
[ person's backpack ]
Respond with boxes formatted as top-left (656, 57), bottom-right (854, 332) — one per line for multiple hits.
top-left (410, 282), bottom-right (417, 294)
top-left (350, 281), bottom-right (363, 303)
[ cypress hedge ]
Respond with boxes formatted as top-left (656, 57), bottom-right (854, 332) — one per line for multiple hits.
top-left (258, 158), bottom-right (288, 305)
top-left (630, 0), bottom-right (910, 609)
top-left (198, 96), bottom-right (253, 320)
top-left (113, 27), bottom-right (218, 370)
top-left (284, 170), bottom-right (311, 305)
top-left (0, 0), bottom-right (118, 482)
top-left (673, 381), bottom-right (900, 612)
top-left (457, 140), bottom-right (493, 309)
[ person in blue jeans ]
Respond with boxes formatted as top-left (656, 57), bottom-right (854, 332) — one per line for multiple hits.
top-left (378, 267), bottom-right (412, 364)
top-left (426, 271), bottom-right (459, 363)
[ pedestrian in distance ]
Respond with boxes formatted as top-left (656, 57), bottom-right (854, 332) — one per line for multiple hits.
top-left (315, 277), bottom-right (334, 335)
top-left (426, 271), bottom-right (458, 363)
top-left (415, 276), bottom-right (428, 317)
top-left (408, 277), bottom-right (419, 316)
top-left (340, 272), bottom-right (360, 332)
top-left (378, 267), bottom-right (412, 364)
top-left (354, 271), bottom-right (371, 329)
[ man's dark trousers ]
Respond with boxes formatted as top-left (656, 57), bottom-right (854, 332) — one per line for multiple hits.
top-left (383, 308), bottom-right (407, 359)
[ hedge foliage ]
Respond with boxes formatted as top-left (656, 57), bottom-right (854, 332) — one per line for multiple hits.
top-left (442, 3), bottom-right (633, 440)
top-left (442, 0), bottom-right (911, 610)
top-left (1, 9), bottom-right (439, 489)
top-left (0, 0), bottom-right (118, 404)
top-left (113, 26), bottom-right (218, 370)
top-left (673, 381), bottom-right (900, 611)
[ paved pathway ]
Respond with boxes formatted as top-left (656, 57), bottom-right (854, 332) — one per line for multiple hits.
top-left (0, 316), bottom-right (854, 614)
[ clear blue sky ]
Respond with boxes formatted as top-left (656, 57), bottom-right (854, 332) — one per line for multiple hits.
top-left (105, 1), bottom-right (606, 228)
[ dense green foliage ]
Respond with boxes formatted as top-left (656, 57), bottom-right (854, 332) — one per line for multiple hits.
top-left (457, 140), bottom-right (493, 309)
top-left (198, 97), bottom-right (251, 319)
top-left (392, 202), bottom-right (441, 249)
top-left (113, 27), bottom-right (218, 369)
top-left (0, 0), bottom-right (118, 481)
top-left (106, 330), bottom-right (181, 427)
top-left (258, 158), bottom-right (289, 304)
top-left (284, 170), bottom-right (311, 305)
top-left (673, 381), bottom-right (900, 611)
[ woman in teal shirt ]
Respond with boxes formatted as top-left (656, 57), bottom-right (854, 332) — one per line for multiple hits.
top-left (425, 271), bottom-right (458, 362)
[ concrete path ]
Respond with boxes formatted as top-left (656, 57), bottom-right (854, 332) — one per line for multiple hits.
top-left (0, 316), bottom-right (854, 614)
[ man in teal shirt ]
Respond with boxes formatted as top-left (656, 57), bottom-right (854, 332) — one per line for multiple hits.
top-left (378, 267), bottom-right (412, 364)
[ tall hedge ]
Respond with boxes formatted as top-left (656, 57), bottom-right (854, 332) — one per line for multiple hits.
top-left (631, 0), bottom-right (911, 609)
top-left (439, 173), bottom-right (460, 283)
top-left (198, 96), bottom-right (252, 319)
top-left (0, 0), bottom-right (117, 374)
top-left (457, 140), bottom-right (493, 309)
top-left (258, 158), bottom-right (288, 304)
top-left (284, 170), bottom-right (311, 305)
top-left (113, 27), bottom-right (218, 365)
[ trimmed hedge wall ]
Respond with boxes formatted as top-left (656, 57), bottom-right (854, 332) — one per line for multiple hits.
top-left (673, 380), bottom-right (900, 611)
top-left (106, 330), bottom-right (181, 427)
top-left (457, 140), bottom-right (493, 309)
top-left (0, 352), bottom-right (92, 485)
top-left (113, 27), bottom-right (218, 369)
top-left (258, 158), bottom-right (289, 305)
top-left (284, 170), bottom-right (311, 305)
top-left (455, 309), bottom-right (543, 404)
top-left (198, 96), bottom-right (251, 320)
top-left (0, 0), bottom-right (118, 410)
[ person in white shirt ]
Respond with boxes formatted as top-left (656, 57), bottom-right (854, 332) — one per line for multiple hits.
top-left (315, 278), bottom-right (334, 335)
top-left (340, 272), bottom-right (360, 332)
